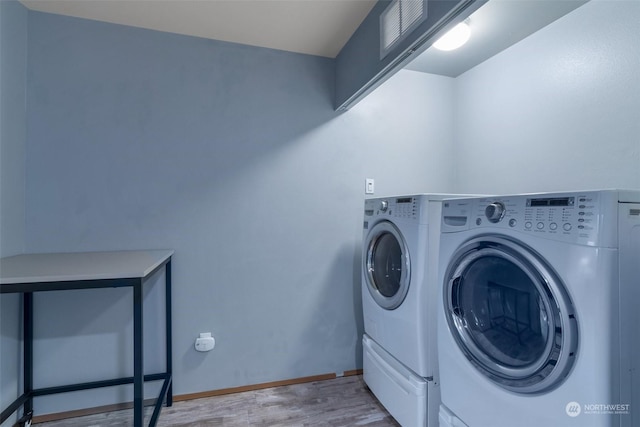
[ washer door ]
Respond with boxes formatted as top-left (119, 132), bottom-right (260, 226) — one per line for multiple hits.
top-left (364, 221), bottom-right (411, 310)
top-left (443, 235), bottom-right (578, 394)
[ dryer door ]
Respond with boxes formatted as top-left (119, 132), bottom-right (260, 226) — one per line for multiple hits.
top-left (443, 235), bottom-right (578, 394)
top-left (364, 221), bottom-right (411, 310)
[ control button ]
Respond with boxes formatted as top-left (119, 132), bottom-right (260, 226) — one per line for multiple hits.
top-left (549, 222), bottom-right (558, 230)
top-left (509, 219), bottom-right (517, 227)
top-left (380, 200), bottom-right (388, 212)
top-left (485, 202), bottom-right (506, 223)
top-left (578, 225), bottom-right (585, 229)
top-left (525, 221), bottom-right (532, 229)
top-left (578, 218), bottom-right (585, 222)
top-left (563, 223), bottom-right (572, 231)
top-left (537, 222), bottom-right (544, 230)
top-left (579, 212), bottom-right (585, 216)
top-left (476, 218), bottom-right (482, 226)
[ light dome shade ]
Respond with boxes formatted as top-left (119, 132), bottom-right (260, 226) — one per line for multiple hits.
top-left (433, 22), bottom-right (471, 51)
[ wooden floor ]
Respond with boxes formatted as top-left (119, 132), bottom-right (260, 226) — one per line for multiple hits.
top-left (35, 375), bottom-right (400, 426)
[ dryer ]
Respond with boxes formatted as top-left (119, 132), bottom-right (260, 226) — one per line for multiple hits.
top-left (362, 194), bottom-right (457, 427)
top-left (437, 190), bottom-right (640, 427)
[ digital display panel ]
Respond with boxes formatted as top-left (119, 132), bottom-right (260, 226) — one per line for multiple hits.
top-left (527, 197), bottom-right (574, 207)
top-left (397, 197), bottom-right (413, 204)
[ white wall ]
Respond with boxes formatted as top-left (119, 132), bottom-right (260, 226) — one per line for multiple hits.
top-left (453, 0), bottom-right (640, 195)
top-left (347, 69), bottom-right (456, 197)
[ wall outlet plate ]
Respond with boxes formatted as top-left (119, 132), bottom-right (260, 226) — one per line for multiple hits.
top-left (195, 333), bottom-right (215, 352)
top-left (365, 178), bottom-right (375, 194)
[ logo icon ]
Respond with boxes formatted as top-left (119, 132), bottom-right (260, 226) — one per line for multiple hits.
top-left (566, 401), bottom-right (581, 417)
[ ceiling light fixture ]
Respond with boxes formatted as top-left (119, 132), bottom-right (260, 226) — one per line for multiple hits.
top-left (433, 20), bottom-right (471, 51)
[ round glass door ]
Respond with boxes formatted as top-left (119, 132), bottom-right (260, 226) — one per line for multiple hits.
top-left (364, 221), bottom-right (411, 310)
top-left (443, 236), bottom-right (578, 394)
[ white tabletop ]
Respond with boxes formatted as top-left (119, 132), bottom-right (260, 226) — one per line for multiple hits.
top-left (0, 250), bottom-right (174, 284)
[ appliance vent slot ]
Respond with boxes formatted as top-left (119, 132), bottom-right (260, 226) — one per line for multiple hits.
top-left (380, 0), bottom-right (428, 59)
top-left (630, 209), bottom-right (640, 216)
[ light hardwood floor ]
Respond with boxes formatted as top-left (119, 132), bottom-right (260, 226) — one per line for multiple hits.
top-left (35, 375), bottom-right (400, 426)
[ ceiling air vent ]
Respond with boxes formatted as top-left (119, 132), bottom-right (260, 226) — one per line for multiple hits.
top-left (380, 0), bottom-right (428, 59)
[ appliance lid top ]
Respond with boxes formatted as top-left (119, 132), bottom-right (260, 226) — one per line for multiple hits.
top-left (618, 189), bottom-right (640, 203)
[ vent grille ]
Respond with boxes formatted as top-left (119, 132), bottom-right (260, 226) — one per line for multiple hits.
top-left (380, 0), bottom-right (428, 59)
top-left (381, 1), bottom-right (402, 50)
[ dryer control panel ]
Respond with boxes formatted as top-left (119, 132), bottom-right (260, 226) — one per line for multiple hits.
top-left (442, 191), bottom-right (622, 247)
top-left (364, 196), bottom-right (419, 220)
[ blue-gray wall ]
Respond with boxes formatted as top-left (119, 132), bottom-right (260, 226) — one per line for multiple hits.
top-left (0, 1), bottom-right (27, 425)
top-left (0, 0), bottom-right (27, 256)
top-left (23, 11), bottom-right (455, 414)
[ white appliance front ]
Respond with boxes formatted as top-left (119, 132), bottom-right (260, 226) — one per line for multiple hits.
top-left (437, 190), bottom-right (640, 427)
top-left (362, 195), bottom-right (452, 378)
top-left (362, 194), bottom-right (456, 427)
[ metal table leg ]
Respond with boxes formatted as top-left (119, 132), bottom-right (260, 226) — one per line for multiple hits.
top-left (133, 282), bottom-right (144, 427)
top-left (165, 261), bottom-right (173, 407)
top-left (25, 292), bottom-right (34, 421)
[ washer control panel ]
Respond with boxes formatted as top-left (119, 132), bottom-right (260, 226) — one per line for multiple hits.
top-left (443, 192), bottom-right (607, 246)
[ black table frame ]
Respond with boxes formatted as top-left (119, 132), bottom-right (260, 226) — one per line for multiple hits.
top-left (0, 258), bottom-right (173, 427)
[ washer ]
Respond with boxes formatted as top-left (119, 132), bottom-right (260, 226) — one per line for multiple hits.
top-left (437, 190), bottom-right (640, 427)
top-left (362, 194), bottom-right (459, 427)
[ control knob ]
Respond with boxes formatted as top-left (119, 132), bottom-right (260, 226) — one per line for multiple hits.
top-left (485, 202), bottom-right (506, 223)
top-left (380, 200), bottom-right (389, 212)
